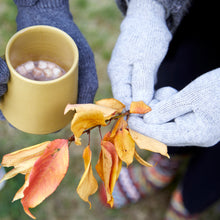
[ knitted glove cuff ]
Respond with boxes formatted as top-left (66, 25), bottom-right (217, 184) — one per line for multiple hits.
top-left (115, 0), bottom-right (191, 33)
top-left (0, 58), bottom-right (10, 84)
top-left (14, 0), bottom-right (67, 8)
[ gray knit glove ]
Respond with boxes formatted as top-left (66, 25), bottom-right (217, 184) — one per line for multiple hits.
top-left (14, 0), bottom-right (98, 103)
top-left (128, 69), bottom-right (220, 147)
top-left (0, 57), bottom-right (10, 120)
top-left (108, 0), bottom-right (172, 107)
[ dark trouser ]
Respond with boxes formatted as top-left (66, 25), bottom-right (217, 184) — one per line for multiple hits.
top-left (155, 1), bottom-right (220, 213)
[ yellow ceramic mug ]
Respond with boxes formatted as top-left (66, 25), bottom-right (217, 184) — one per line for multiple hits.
top-left (0, 25), bottom-right (78, 134)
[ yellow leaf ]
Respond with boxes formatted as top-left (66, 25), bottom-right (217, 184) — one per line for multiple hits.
top-left (114, 129), bottom-right (135, 166)
top-left (77, 145), bottom-right (98, 208)
top-left (130, 101), bottom-right (151, 114)
top-left (65, 103), bottom-right (118, 120)
top-left (110, 117), bottom-right (128, 138)
top-left (95, 98), bottom-right (125, 113)
top-left (1, 141), bottom-right (50, 168)
top-left (13, 172), bottom-right (31, 202)
top-left (70, 110), bottom-right (107, 145)
top-left (129, 129), bottom-right (169, 158)
top-left (134, 150), bottom-right (153, 167)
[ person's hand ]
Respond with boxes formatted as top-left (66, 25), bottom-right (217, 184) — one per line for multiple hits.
top-left (108, 0), bottom-right (172, 107)
top-left (0, 57), bottom-right (10, 120)
top-left (128, 69), bottom-right (220, 147)
top-left (14, 0), bottom-right (98, 103)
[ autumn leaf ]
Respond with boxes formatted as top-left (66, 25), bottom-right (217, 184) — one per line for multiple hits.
top-left (96, 141), bottom-right (121, 207)
top-left (95, 98), bottom-right (125, 113)
top-left (21, 139), bottom-right (69, 219)
top-left (110, 117), bottom-right (128, 138)
top-left (134, 150), bottom-right (153, 167)
top-left (129, 129), bottom-right (169, 158)
top-left (64, 103), bottom-right (119, 120)
top-left (70, 110), bottom-right (107, 145)
top-left (77, 145), bottom-right (98, 208)
top-left (130, 101), bottom-right (151, 114)
top-left (114, 128), bottom-right (135, 166)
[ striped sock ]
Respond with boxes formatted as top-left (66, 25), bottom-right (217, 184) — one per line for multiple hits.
top-left (165, 187), bottom-right (199, 220)
top-left (99, 153), bottom-right (183, 208)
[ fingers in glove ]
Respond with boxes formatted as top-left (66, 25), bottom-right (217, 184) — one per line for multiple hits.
top-left (143, 91), bottom-right (192, 124)
top-left (129, 114), bottom-right (218, 147)
top-left (132, 61), bottom-right (154, 104)
top-left (108, 61), bottom-right (132, 107)
top-left (154, 86), bottom-right (178, 101)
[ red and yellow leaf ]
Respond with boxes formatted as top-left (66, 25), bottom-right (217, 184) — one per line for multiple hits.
top-left (76, 145), bottom-right (98, 208)
top-left (130, 101), bottom-right (151, 114)
top-left (95, 141), bottom-right (121, 207)
top-left (21, 139), bottom-right (69, 219)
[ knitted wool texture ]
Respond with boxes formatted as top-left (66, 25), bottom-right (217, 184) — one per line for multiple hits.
top-left (14, 0), bottom-right (98, 104)
top-left (115, 0), bottom-right (191, 33)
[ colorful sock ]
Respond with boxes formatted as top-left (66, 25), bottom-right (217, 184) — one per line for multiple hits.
top-left (165, 187), bottom-right (199, 220)
top-left (99, 153), bottom-right (184, 208)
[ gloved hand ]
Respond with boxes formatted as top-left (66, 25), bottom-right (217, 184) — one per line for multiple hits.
top-left (14, 0), bottom-right (98, 103)
top-left (128, 69), bottom-right (220, 147)
top-left (108, 0), bottom-right (172, 107)
top-left (0, 57), bottom-right (10, 120)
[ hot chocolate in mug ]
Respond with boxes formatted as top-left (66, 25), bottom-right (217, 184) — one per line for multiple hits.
top-left (0, 25), bottom-right (78, 134)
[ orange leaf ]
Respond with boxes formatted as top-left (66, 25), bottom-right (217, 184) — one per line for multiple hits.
top-left (114, 128), bottom-right (135, 166)
top-left (21, 139), bottom-right (69, 219)
top-left (129, 129), bottom-right (169, 158)
top-left (130, 101), bottom-right (151, 114)
top-left (70, 110), bottom-right (107, 145)
top-left (76, 145), bottom-right (98, 208)
top-left (95, 98), bottom-right (125, 113)
top-left (96, 141), bottom-right (121, 207)
top-left (64, 103), bottom-right (118, 120)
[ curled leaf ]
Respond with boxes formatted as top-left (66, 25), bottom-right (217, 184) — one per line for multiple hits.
top-left (130, 101), bottom-right (151, 114)
top-left (129, 129), bottom-right (169, 158)
top-left (65, 103), bottom-right (118, 120)
top-left (21, 139), bottom-right (69, 219)
top-left (71, 110), bottom-right (107, 145)
top-left (134, 150), bottom-right (153, 167)
top-left (77, 145), bottom-right (98, 208)
top-left (95, 98), bottom-right (125, 113)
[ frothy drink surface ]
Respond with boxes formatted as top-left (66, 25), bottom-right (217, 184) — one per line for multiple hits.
top-left (16, 60), bottom-right (66, 81)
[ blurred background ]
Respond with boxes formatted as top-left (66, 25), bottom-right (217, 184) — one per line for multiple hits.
top-left (0, 0), bottom-right (220, 219)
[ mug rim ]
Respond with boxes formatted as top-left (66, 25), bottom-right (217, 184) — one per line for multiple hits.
top-left (5, 25), bottom-right (79, 85)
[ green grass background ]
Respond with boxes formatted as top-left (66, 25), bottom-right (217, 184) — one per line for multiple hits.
top-left (0, 0), bottom-right (220, 219)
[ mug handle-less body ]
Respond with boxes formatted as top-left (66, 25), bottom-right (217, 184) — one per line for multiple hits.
top-left (1, 25), bottom-right (79, 134)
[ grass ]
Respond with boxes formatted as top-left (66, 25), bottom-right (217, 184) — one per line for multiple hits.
top-left (0, 0), bottom-right (220, 220)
